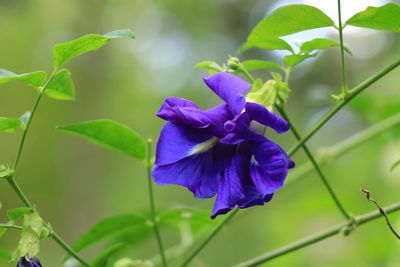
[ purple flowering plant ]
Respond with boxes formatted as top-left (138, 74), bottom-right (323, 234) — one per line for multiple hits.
top-left (153, 72), bottom-right (294, 218)
top-left (0, 2), bottom-right (400, 267)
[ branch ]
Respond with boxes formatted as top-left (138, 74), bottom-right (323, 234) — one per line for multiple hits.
top-left (361, 188), bottom-right (400, 239)
top-left (233, 201), bottom-right (400, 267)
top-left (288, 112), bottom-right (400, 185)
top-left (288, 57), bottom-right (400, 157)
top-left (277, 106), bottom-right (351, 219)
top-left (179, 209), bottom-right (239, 267)
top-left (146, 139), bottom-right (168, 267)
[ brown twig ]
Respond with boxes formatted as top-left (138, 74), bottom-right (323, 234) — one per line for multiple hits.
top-left (361, 188), bottom-right (400, 239)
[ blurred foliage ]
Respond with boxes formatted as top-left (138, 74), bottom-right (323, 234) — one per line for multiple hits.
top-left (1, 0), bottom-right (400, 266)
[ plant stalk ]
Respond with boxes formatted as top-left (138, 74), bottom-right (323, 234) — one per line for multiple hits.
top-left (288, 57), bottom-right (400, 157)
top-left (146, 140), bottom-right (168, 267)
top-left (233, 201), bottom-right (400, 267)
top-left (337, 0), bottom-right (348, 97)
top-left (4, 71), bottom-right (93, 267)
top-left (277, 106), bottom-right (351, 219)
top-left (180, 208), bottom-right (239, 267)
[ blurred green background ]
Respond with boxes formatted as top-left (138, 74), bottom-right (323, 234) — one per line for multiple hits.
top-left (1, 0), bottom-right (400, 266)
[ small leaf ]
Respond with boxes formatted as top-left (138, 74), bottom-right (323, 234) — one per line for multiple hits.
top-left (45, 69), bottom-right (75, 101)
top-left (300, 38), bottom-right (352, 54)
top-left (242, 60), bottom-right (284, 72)
top-left (57, 119), bottom-right (146, 160)
top-left (0, 69), bottom-right (47, 88)
top-left (53, 29), bottom-right (135, 68)
top-left (283, 54), bottom-right (315, 67)
top-left (7, 207), bottom-right (34, 222)
top-left (0, 117), bottom-right (22, 132)
top-left (247, 5), bottom-right (334, 42)
top-left (390, 159), bottom-right (400, 172)
top-left (91, 243), bottom-right (127, 267)
top-left (70, 214), bottom-right (148, 254)
top-left (239, 38), bottom-right (293, 53)
top-left (346, 3), bottom-right (400, 32)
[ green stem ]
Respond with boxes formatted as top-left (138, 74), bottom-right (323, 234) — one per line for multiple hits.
top-left (12, 93), bottom-right (44, 172)
top-left (5, 176), bottom-right (32, 207)
top-left (239, 62), bottom-right (256, 83)
top-left (288, 57), bottom-right (400, 157)
top-left (337, 0), bottom-right (348, 97)
top-left (50, 233), bottom-right (92, 267)
top-left (288, 112), bottom-right (400, 185)
top-left (277, 106), bottom-right (351, 219)
top-left (12, 70), bottom-right (55, 172)
top-left (180, 208), bottom-right (239, 267)
top-left (285, 67), bottom-right (292, 83)
top-left (322, 112), bottom-right (400, 159)
top-left (4, 70), bottom-right (93, 267)
top-left (146, 140), bottom-right (168, 267)
top-left (233, 201), bottom-right (400, 267)
top-left (0, 224), bottom-right (22, 230)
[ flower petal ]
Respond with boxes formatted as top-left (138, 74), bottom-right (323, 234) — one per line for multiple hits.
top-left (204, 103), bottom-right (234, 137)
top-left (245, 102), bottom-right (289, 133)
top-left (157, 97), bottom-right (211, 128)
top-left (203, 73), bottom-right (251, 114)
top-left (154, 122), bottom-right (214, 166)
top-left (153, 143), bottom-right (235, 198)
top-left (249, 140), bottom-right (292, 197)
top-left (211, 153), bottom-right (246, 219)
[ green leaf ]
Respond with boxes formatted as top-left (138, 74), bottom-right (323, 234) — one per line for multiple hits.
top-left (57, 119), bottom-right (146, 160)
top-left (53, 29), bottom-right (135, 68)
top-left (239, 37), bottom-right (293, 53)
top-left (283, 54), bottom-right (315, 67)
top-left (0, 117), bottom-right (22, 132)
top-left (300, 38), bottom-right (352, 54)
top-left (91, 243), bottom-right (127, 267)
top-left (7, 207), bottom-right (34, 222)
top-left (390, 159), bottom-right (400, 172)
top-left (346, 3), bottom-right (400, 32)
top-left (70, 214), bottom-right (148, 254)
top-left (0, 69), bottom-right (47, 88)
top-left (247, 5), bottom-right (334, 43)
top-left (242, 60), bottom-right (284, 72)
top-left (45, 69), bottom-right (75, 101)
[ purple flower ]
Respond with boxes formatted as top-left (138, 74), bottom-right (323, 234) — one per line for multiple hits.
top-left (153, 72), bottom-right (294, 218)
top-left (17, 257), bottom-right (42, 267)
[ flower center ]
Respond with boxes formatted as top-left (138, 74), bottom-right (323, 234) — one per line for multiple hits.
top-left (189, 137), bottom-right (219, 155)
